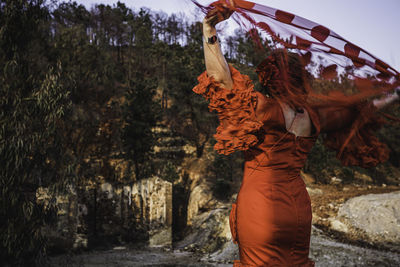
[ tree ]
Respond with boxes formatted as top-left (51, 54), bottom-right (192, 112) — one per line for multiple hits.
top-left (122, 74), bottom-right (159, 180)
top-left (0, 1), bottom-right (72, 265)
top-left (165, 23), bottom-right (218, 158)
top-left (122, 8), bottom-right (160, 180)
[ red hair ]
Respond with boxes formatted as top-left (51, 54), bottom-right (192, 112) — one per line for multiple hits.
top-left (256, 49), bottom-right (310, 109)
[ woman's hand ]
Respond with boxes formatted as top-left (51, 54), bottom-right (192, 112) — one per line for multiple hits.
top-left (203, 0), bottom-right (234, 28)
top-left (372, 87), bottom-right (400, 109)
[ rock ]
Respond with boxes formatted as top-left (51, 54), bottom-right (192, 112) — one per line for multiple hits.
top-left (73, 233), bottom-right (88, 249)
top-left (187, 183), bottom-right (216, 225)
top-left (312, 213), bottom-right (321, 224)
top-left (49, 225), bottom-right (400, 267)
top-left (100, 182), bottom-right (114, 199)
top-left (183, 144), bottom-right (197, 155)
top-left (336, 191), bottom-right (400, 245)
top-left (306, 187), bottom-right (323, 195)
top-left (329, 219), bottom-right (349, 233)
top-left (113, 246), bottom-right (126, 250)
top-left (149, 227), bottom-right (172, 248)
top-left (330, 176), bottom-right (342, 185)
top-left (310, 226), bottom-right (400, 267)
top-left (176, 207), bottom-right (234, 258)
top-left (132, 177), bottom-right (173, 247)
top-left (37, 177), bottom-right (173, 251)
top-left (220, 210), bottom-right (232, 240)
top-left (301, 171), bottom-right (315, 185)
top-left (203, 240), bottom-right (239, 264)
top-left (183, 157), bottom-right (209, 191)
top-left (353, 171), bottom-right (373, 183)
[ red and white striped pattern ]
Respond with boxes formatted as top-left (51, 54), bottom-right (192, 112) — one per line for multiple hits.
top-left (194, 0), bottom-right (399, 86)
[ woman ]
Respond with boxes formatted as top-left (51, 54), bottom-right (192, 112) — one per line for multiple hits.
top-left (193, 3), bottom-right (399, 266)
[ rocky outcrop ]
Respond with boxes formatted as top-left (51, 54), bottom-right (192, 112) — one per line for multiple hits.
top-left (334, 191), bottom-right (400, 247)
top-left (152, 124), bottom-right (187, 166)
top-left (187, 183), bottom-right (217, 226)
top-left (37, 176), bottom-right (173, 251)
top-left (131, 177), bottom-right (173, 247)
top-left (175, 204), bottom-right (234, 256)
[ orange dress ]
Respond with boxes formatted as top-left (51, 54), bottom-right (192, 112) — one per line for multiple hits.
top-left (193, 65), bottom-right (389, 267)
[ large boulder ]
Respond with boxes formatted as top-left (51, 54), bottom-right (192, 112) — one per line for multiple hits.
top-left (175, 203), bottom-right (238, 265)
top-left (187, 183), bottom-right (217, 226)
top-left (335, 191), bottom-right (400, 246)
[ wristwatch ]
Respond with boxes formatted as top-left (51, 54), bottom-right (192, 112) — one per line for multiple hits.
top-left (205, 35), bottom-right (218, 44)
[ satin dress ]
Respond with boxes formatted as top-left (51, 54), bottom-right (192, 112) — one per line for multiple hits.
top-left (193, 65), bottom-right (389, 266)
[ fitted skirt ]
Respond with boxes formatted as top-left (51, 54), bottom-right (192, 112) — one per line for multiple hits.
top-left (229, 173), bottom-right (315, 266)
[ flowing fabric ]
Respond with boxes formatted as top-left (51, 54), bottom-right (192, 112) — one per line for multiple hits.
top-left (192, 1), bottom-right (399, 266)
top-left (193, 0), bottom-right (400, 83)
top-left (193, 0), bottom-right (399, 164)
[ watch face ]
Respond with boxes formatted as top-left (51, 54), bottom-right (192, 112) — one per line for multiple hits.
top-left (208, 35), bottom-right (218, 44)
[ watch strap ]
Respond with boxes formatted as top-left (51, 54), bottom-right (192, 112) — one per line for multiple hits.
top-left (206, 35), bottom-right (218, 44)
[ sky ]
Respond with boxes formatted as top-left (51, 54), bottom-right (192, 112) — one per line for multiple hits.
top-left (76, 0), bottom-right (400, 71)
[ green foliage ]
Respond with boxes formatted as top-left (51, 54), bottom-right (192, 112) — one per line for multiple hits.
top-left (377, 105), bottom-right (400, 167)
top-left (0, 1), bottom-right (73, 265)
top-left (304, 136), bottom-right (354, 184)
top-left (121, 7), bottom-right (161, 180)
top-left (162, 161), bottom-right (179, 183)
top-left (165, 26), bottom-right (218, 158)
top-left (304, 137), bottom-right (335, 181)
top-left (207, 149), bottom-right (244, 201)
top-left (122, 74), bottom-right (160, 180)
top-left (209, 153), bottom-right (234, 181)
top-left (213, 178), bottom-right (231, 201)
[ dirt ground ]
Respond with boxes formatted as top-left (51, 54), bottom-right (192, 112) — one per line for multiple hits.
top-left (48, 246), bottom-right (230, 267)
top-left (47, 183), bottom-right (400, 267)
top-left (309, 183), bottom-right (400, 247)
top-left (310, 184), bottom-right (400, 222)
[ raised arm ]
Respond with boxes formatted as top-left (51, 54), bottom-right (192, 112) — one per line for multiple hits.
top-left (202, 3), bottom-right (233, 90)
top-left (372, 88), bottom-right (400, 109)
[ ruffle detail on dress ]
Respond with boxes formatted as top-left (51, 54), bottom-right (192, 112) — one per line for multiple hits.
top-left (324, 101), bottom-right (389, 168)
top-left (193, 65), bottom-right (263, 155)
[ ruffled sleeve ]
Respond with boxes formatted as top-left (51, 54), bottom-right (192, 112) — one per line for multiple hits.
top-left (193, 65), bottom-right (263, 155)
top-left (322, 101), bottom-right (389, 168)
